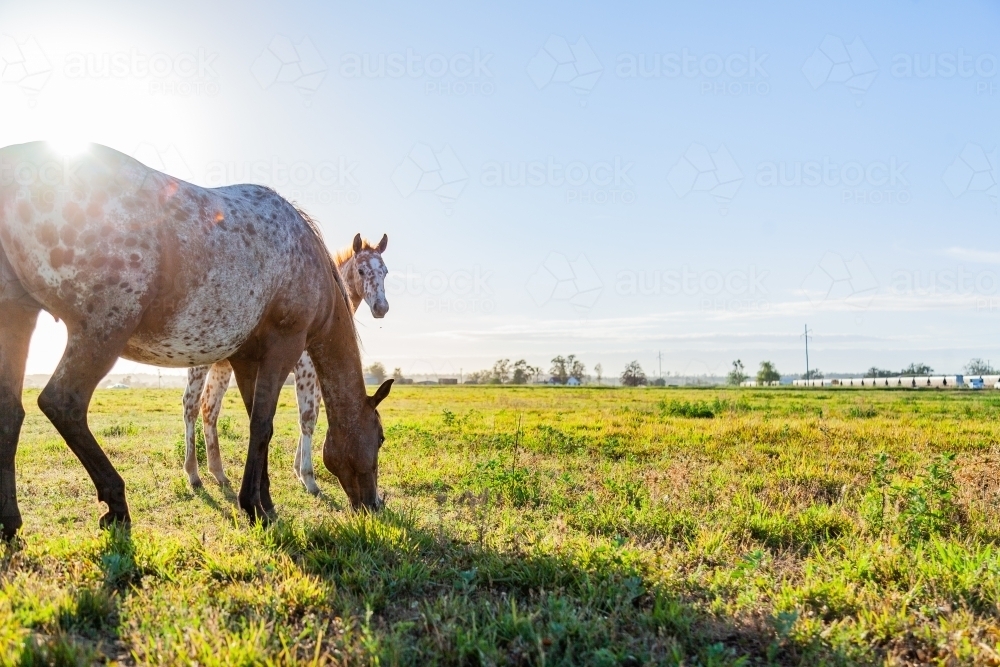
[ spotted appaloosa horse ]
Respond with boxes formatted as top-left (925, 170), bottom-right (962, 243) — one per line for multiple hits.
top-left (0, 142), bottom-right (391, 537)
top-left (182, 233), bottom-right (389, 495)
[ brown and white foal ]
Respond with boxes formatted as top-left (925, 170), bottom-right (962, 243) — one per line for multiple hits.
top-left (182, 234), bottom-right (389, 494)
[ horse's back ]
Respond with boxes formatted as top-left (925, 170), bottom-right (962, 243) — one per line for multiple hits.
top-left (0, 142), bottom-right (325, 367)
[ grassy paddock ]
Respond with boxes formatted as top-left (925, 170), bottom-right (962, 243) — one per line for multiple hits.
top-left (1, 386), bottom-right (999, 665)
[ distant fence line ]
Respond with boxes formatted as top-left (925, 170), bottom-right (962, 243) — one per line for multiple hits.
top-left (739, 375), bottom-right (1000, 388)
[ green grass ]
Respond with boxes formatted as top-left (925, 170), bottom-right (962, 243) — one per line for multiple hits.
top-left (2, 386), bottom-right (1000, 665)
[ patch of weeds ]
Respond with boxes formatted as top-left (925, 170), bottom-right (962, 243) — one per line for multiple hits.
top-left (658, 399), bottom-right (715, 419)
top-left (98, 422), bottom-right (140, 438)
top-left (465, 458), bottom-right (542, 508)
top-left (18, 631), bottom-right (94, 666)
top-left (532, 424), bottom-right (585, 454)
top-left (58, 588), bottom-right (115, 637)
top-left (746, 505), bottom-right (852, 549)
top-left (861, 452), bottom-right (963, 544)
top-left (218, 415), bottom-right (241, 440)
top-left (847, 402), bottom-right (878, 418)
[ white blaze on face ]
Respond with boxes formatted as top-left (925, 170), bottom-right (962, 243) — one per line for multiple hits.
top-left (361, 252), bottom-right (388, 317)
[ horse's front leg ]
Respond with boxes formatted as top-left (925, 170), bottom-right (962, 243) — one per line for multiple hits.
top-left (229, 338), bottom-right (304, 521)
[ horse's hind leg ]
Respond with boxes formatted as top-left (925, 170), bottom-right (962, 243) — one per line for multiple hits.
top-left (38, 328), bottom-right (137, 528)
top-left (292, 353), bottom-right (321, 495)
top-left (200, 361), bottom-right (232, 485)
top-left (182, 366), bottom-right (208, 487)
top-left (0, 303), bottom-right (40, 539)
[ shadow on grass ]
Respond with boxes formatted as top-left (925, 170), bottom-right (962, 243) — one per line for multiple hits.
top-left (266, 509), bottom-right (846, 666)
top-left (11, 525), bottom-right (135, 665)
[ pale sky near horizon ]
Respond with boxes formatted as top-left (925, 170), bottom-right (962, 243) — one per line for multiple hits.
top-left (1, 0), bottom-right (998, 379)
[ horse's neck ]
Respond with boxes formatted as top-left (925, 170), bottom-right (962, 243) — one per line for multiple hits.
top-left (311, 282), bottom-right (366, 417)
top-left (335, 254), bottom-right (364, 314)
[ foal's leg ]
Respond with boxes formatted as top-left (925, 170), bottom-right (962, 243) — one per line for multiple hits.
top-left (182, 366), bottom-right (208, 487)
top-left (230, 340), bottom-right (304, 520)
top-left (0, 304), bottom-right (39, 539)
top-left (292, 352), bottom-right (321, 495)
top-left (38, 328), bottom-right (138, 528)
top-left (200, 361), bottom-right (233, 485)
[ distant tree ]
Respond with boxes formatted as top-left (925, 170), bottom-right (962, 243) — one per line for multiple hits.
top-left (757, 361), bottom-right (780, 384)
top-left (804, 368), bottom-right (824, 379)
top-left (465, 370), bottom-right (490, 384)
top-left (965, 358), bottom-right (995, 375)
top-left (365, 363), bottom-right (386, 383)
top-left (594, 363), bottom-right (603, 385)
top-left (567, 355), bottom-right (586, 382)
top-left (392, 367), bottom-right (405, 381)
top-left (490, 359), bottom-right (511, 384)
top-left (121, 375), bottom-right (132, 387)
top-left (727, 359), bottom-right (747, 386)
top-left (511, 359), bottom-right (532, 384)
top-left (621, 361), bottom-right (647, 387)
top-left (550, 356), bottom-right (569, 384)
top-left (900, 362), bottom-right (933, 376)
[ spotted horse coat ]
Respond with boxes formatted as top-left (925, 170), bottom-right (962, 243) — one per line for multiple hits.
top-left (0, 142), bottom-right (392, 534)
top-left (182, 234), bottom-right (389, 494)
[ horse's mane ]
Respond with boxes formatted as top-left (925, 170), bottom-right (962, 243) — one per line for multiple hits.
top-left (291, 202), bottom-right (359, 343)
top-left (333, 239), bottom-right (376, 266)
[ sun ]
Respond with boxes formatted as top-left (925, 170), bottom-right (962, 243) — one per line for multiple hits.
top-left (47, 136), bottom-right (92, 157)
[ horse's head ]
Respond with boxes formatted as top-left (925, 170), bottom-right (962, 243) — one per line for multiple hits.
top-left (350, 233), bottom-right (389, 318)
top-left (323, 378), bottom-right (393, 510)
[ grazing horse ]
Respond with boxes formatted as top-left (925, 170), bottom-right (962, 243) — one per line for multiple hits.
top-left (0, 142), bottom-right (390, 537)
top-left (182, 233), bottom-right (389, 495)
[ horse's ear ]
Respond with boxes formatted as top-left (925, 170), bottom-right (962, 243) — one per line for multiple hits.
top-left (377, 234), bottom-right (388, 253)
top-left (370, 378), bottom-right (393, 408)
top-left (353, 233), bottom-right (363, 253)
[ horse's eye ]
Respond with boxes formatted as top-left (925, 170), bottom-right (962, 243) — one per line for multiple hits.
top-left (358, 268), bottom-right (366, 275)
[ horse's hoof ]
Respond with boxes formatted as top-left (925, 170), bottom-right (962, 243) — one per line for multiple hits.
top-left (305, 483), bottom-right (320, 496)
top-left (0, 515), bottom-right (22, 542)
top-left (190, 478), bottom-right (204, 490)
top-left (99, 511), bottom-right (131, 530)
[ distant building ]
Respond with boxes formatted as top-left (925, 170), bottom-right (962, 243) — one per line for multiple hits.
top-left (566, 377), bottom-right (581, 386)
top-left (439, 378), bottom-right (458, 385)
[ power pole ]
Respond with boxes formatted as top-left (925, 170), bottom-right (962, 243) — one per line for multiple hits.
top-left (801, 324), bottom-right (812, 383)
top-left (657, 350), bottom-right (662, 379)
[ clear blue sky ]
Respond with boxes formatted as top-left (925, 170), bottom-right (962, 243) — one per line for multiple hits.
top-left (2, 0), bottom-right (998, 378)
